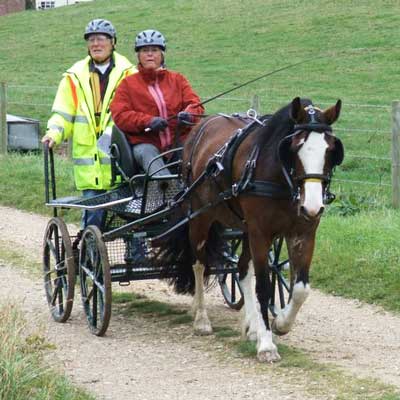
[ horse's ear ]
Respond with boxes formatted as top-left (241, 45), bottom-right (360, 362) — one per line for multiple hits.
top-left (290, 97), bottom-right (307, 123)
top-left (323, 99), bottom-right (342, 125)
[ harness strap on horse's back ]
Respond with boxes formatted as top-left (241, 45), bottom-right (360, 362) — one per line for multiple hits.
top-left (244, 181), bottom-right (291, 199)
top-left (219, 119), bottom-right (261, 186)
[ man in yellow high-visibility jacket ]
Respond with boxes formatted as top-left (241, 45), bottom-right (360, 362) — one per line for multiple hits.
top-left (42, 19), bottom-right (137, 229)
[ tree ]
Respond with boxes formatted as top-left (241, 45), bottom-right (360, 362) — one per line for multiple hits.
top-left (25, 0), bottom-right (35, 10)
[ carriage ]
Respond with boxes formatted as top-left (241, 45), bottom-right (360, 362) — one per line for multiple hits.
top-left (43, 97), bottom-right (343, 362)
top-left (42, 110), bottom-right (290, 337)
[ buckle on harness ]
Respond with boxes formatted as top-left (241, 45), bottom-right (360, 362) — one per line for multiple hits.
top-left (214, 161), bottom-right (224, 176)
top-left (246, 109), bottom-right (265, 126)
top-left (232, 183), bottom-right (239, 197)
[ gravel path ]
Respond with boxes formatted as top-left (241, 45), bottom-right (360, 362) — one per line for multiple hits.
top-left (1, 205), bottom-right (400, 399)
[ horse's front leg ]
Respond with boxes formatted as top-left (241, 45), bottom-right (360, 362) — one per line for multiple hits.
top-left (241, 237), bottom-right (280, 363)
top-left (272, 232), bottom-right (315, 336)
top-left (192, 260), bottom-right (213, 335)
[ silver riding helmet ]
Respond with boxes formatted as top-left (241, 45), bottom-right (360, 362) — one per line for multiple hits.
top-left (134, 29), bottom-right (166, 51)
top-left (84, 19), bottom-right (117, 43)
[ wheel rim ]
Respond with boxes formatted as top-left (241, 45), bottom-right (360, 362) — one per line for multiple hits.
top-left (43, 217), bottom-right (75, 322)
top-left (79, 226), bottom-right (111, 336)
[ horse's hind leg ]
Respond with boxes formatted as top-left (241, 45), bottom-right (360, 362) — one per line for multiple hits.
top-left (189, 218), bottom-right (213, 335)
top-left (192, 260), bottom-right (212, 335)
top-left (272, 232), bottom-right (315, 336)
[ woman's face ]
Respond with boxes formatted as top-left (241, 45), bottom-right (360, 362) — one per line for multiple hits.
top-left (138, 46), bottom-right (163, 69)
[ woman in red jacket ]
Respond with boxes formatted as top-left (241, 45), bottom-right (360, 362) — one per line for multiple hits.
top-left (110, 29), bottom-right (204, 176)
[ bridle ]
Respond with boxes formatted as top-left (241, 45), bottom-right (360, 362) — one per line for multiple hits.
top-left (278, 109), bottom-right (344, 205)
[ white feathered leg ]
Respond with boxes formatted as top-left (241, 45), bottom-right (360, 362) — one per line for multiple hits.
top-left (192, 261), bottom-right (212, 335)
top-left (241, 261), bottom-right (280, 362)
top-left (273, 281), bottom-right (310, 335)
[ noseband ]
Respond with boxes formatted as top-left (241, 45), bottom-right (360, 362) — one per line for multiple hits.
top-left (278, 120), bottom-right (343, 205)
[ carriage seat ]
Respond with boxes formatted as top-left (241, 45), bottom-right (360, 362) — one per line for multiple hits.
top-left (109, 125), bottom-right (184, 217)
top-left (110, 126), bottom-right (138, 184)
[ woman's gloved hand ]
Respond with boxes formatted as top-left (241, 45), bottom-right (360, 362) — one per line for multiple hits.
top-left (148, 117), bottom-right (168, 132)
top-left (177, 111), bottom-right (192, 124)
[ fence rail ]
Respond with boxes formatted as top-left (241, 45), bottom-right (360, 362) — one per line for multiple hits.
top-left (0, 83), bottom-right (399, 206)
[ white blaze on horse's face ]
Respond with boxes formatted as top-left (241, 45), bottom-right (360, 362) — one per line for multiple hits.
top-left (297, 132), bottom-right (328, 218)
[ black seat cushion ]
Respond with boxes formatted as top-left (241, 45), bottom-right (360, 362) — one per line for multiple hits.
top-left (110, 126), bottom-right (138, 179)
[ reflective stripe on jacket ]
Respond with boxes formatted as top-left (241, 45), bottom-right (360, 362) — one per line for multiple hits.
top-left (46, 52), bottom-right (137, 190)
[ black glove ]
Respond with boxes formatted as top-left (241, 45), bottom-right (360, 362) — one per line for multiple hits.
top-left (148, 117), bottom-right (168, 132)
top-left (177, 111), bottom-right (192, 124)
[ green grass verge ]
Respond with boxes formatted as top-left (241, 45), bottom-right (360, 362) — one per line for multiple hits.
top-left (113, 292), bottom-right (190, 326)
top-left (314, 209), bottom-right (400, 312)
top-left (0, 248), bottom-right (93, 399)
top-left (112, 291), bottom-right (400, 400)
top-left (236, 341), bottom-right (399, 400)
top-left (0, 302), bottom-right (94, 400)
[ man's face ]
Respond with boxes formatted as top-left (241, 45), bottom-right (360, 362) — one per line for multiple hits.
top-left (87, 34), bottom-right (113, 63)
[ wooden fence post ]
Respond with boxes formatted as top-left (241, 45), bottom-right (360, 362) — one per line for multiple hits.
top-left (0, 82), bottom-right (7, 155)
top-left (251, 94), bottom-right (260, 114)
top-left (391, 100), bottom-right (400, 208)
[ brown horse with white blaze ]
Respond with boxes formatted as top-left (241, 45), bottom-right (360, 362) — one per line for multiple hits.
top-left (160, 97), bottom-right (343, 362)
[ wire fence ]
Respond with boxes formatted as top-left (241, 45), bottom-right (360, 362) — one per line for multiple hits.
top-left (1, 83), bottom-right (397, 204)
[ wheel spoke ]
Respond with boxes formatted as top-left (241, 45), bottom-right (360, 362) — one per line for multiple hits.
top-left (46, 238), bottom-right (59, 262)
top-left (230, 274), bottom-right (236, 303)
top-left (92, 284), bottom-right (98, 327)
top-left (86, 287), bottom-right (94, 302)
top-left (44, 263), bottom-right (67, 278)
top-left (80, 264), bottom-right (106, 295)
top-left (50, 278), bottom-right (62, 306)
top-left (57, 281), bottom-right (64, 312)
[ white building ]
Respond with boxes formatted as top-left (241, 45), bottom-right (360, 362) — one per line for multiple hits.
top-left (37, 0), bottom-right (93, 9)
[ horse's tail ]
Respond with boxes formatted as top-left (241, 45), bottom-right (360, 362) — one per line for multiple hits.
top-left (150, 212), bottom-right (231, 295)
top-left (150, 212), bottom-right (196, 295)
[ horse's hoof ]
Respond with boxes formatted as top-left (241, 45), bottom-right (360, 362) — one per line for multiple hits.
top-left (257, 349), bottom-right (281, 363)
top-left (247, 330), bottom-right (257, 342)
top-left (271, 319), bottom-right (289, 336)
top-left (193, 319), bottom-right (213, 335)
top-left (194, 325), bottom-right (213, 336)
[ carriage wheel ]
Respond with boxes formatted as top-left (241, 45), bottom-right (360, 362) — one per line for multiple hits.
top-left (43, 217), bottom-right (75, 323)
top-left (79, 225), bottom-right (111, 336)
top-left (218, 236), bottom-right (292, 313)
top-left (218, 238), bottom-right (244, 310)
top-left (268, 236), bottom-right (293, 317)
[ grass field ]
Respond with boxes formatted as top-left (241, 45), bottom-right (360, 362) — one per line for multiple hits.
top-left (0, 302), bottom-right (94, 400)
top-left (0, 2), bottom-right (400, 310)
top-left (0, 0), bottom-right (397, 202)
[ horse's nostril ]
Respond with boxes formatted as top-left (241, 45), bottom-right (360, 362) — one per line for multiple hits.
top-left (300, 205), bottom-right (324, 219)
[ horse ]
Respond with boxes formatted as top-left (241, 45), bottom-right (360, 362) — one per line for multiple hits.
top-left (156, 97), bottom-right (343, 362)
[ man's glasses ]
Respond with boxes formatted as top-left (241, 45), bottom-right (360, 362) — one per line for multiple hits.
top-left (87, 35), bottom-right (111, 44)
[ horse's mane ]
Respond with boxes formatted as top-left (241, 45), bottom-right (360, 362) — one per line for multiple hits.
top-left (255, 98), bottom-right (313, 155)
